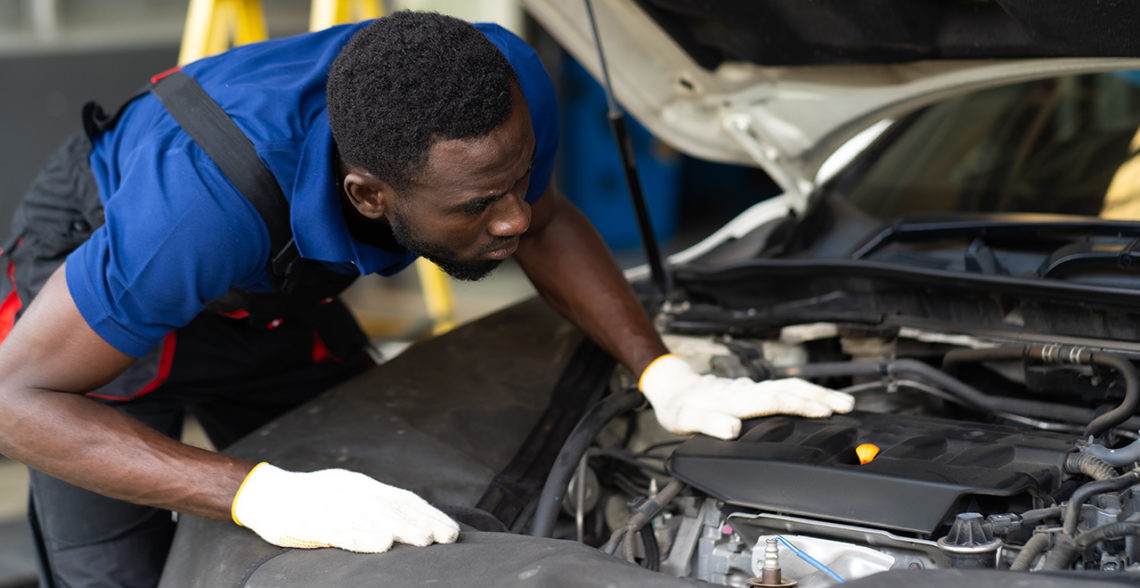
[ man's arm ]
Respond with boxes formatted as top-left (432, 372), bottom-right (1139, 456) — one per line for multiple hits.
top-left (515, 187), bottom-right (855, 439)
top-left (0, 264), bottom-right (459, 552)
top-left (0, 264), bottom-right (252, 519)
top-left (514, 187), bottom-right (668, 377)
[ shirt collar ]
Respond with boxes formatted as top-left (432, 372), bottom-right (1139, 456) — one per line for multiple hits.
top-left (290, 109), bottom-right (418, 276)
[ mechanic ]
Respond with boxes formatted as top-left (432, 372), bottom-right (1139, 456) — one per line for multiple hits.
top-left (0, 11), bottom-right (854, 588)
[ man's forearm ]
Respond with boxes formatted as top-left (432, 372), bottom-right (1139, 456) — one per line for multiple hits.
top-left (518, 192), bottom-right (857, 442)
top-left (0, 265), bottom-right (254, 520)
top-left (0, 387), bottom-right (254, 520)
top-left (516, 193), bottom-right (667, 376)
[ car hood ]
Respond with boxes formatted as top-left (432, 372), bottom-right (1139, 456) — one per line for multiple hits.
top-left (523, 0), bottom-right (1140, 210)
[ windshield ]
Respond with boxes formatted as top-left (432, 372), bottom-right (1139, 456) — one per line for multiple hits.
top-left (847, 71), bottom-right (1140, 220)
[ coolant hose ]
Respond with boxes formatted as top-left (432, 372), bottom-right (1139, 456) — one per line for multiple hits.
top-left (942, 346), bottom-right (1028, 370)
top-left (1062, 469), bottom-right (1140, 535)
top-left (945, 344), bottom-right (1140, 439)
top-left (1040, 522), bottom-right (1140, 570)
top-left (773, 359), bottom-right (1095, 423)
top-left (1018, 505), bottom-right (1063, 526)
top-left (1081, 439), bottom-right (1140, 467)
top-left (1084, 353), bottom-right (1140, 439)
top-left (530, 389), bottom-right (646, 538)
top-left (1074, 521), bottom-right (1140, 550)
top-left (892, 359), bottom-right (1094, 422)
top-left (1064, 452), bottom-right (1118, 481)
top-left (1009, 532), bottom-right (1051, 571)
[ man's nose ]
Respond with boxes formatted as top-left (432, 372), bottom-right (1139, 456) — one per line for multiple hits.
top-left (488, 194), bottom-right (530, 237)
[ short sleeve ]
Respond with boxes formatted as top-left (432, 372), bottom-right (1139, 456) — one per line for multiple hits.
top-left (67, 139), bottom-right (269, 357)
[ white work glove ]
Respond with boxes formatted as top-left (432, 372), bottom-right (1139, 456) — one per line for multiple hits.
top-left (231, 462), bottom-right (460, 553)
top-left (639, 354), bottom-right (855, 440)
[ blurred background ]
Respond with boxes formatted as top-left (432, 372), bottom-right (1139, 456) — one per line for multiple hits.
top-left (0, 1), bottom-right (773, 584)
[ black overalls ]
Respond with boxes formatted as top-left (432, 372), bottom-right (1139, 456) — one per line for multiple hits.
top-left (0, 70), bottom-right (372, 588)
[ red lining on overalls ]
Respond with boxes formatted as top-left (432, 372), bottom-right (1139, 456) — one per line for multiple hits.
top-left (310, 296), bottom-right (339, 363)
top-left (149, 66), bottom-right (183, 84)
top-left (85, 332), bottom-right (178, 401)
top-left (0, 258), bottom-right (22, 345)
top-left (312, 329), bottom-right (334, 363)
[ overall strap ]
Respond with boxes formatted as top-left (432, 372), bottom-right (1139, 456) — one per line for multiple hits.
top-left (147, 68), bottom-right (301, 287)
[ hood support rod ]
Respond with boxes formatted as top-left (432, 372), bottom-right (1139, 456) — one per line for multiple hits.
top-left (584, 0), bottom-right (673, 299)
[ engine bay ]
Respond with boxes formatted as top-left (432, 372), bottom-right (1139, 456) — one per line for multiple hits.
top-left (540, 317), bottom-right (1140, 586)
top-left (670, 411), bottom-right (1072, 535)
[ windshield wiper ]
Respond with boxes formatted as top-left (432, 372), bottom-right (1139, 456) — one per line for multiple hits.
top-left (850, 213), bottom-right (1140, 260)
top-left (1038, 238), bottom-right (1140, 278)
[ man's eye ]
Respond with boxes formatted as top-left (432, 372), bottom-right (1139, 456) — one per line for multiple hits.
top-left (460, 201), bottom-right (491, 216)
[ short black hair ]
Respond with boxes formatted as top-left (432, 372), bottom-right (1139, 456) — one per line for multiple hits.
top-left (327, 11), bottom-right (518, 189)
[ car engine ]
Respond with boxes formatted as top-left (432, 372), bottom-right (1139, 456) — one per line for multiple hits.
top-left (546, 322), bottom-right (1140, 586)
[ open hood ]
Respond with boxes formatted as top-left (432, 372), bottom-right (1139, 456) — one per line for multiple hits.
top-left (523, 0), bottom-right (1140, 210)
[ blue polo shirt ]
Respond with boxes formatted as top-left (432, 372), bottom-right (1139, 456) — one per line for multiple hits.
top-left (69, 21), bottom-right (558, 358)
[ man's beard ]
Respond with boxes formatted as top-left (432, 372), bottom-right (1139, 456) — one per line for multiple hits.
top-left (389, 207), bottom-right (503, 282)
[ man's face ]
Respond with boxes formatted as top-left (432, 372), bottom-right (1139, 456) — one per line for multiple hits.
top-left (385, 85), bottom-right (537, 281)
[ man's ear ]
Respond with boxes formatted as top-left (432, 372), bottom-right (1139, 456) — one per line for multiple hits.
top-left (343, 170), bottom-right (394, 220)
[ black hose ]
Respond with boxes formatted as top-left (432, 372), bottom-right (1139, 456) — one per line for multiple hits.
top-left (944, 344), bottom-right (1140, 439)
top-left (773, 359), bottom-right (1096, 423)
top-left (1064, 452), bottom-right (1117, 481)
top-left (944, 343), bottom-right (1096, 371)
top-left (1019, 506), bottom-right (1064, 526)
top-left (530, 390), bottom-right (646, 538)
top-left (1080, 439), bottom-right (1140, 467)
top-left (1040, 521), bottom-right (1140, 571)
top-left (1009, 532), bottom-right (1051, 571)
top-left (943, 346), bottom-right (1030, 370)
top-left (772, 361), bottom-right (883, 380)
top-left (893, 359), bottom-right (1097, 422)
top-left (1086, 353), bottom-right (1140, 438)
top-left (637, 523), bottom-right (660, 571)
top-left (606, 479), bottom-right (684, 563)
top-left (1074, 521), bottom-right (1140, 550)
top-left (1062, 469), bottom-right (1140, 535)
top-left (587, 448), bottom-right (669, 477)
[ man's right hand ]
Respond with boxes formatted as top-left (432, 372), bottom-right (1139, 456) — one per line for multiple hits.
top-left (639, 354), bottom-right (855, 440)
top-left (231, 462), bottom-right (460, 553)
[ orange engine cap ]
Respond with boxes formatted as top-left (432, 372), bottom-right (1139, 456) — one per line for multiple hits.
top-left (856, 443), bottom-right (881, 465)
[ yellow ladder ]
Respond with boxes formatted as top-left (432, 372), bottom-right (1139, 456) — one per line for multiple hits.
top-left (176, 0), bottom-right (459, 336)
top-left (310, 0), bottom-right (382, 32)
top-left (178, 0), bottom-right (267, 65)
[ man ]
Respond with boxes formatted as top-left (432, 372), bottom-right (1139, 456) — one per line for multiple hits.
top-left (0, 11), bottom-right (853, 587)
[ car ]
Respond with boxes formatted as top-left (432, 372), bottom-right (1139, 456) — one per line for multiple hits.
top-left (159, 1), bottom-right (1140, 586)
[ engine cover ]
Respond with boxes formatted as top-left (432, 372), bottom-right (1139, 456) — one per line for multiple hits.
top-left (667, 411), bottom-right (1075, 535)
